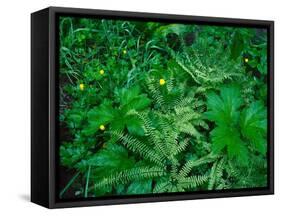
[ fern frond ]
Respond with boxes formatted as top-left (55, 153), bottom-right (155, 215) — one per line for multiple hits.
top-left (177, 122), bottom-right (201, 138)
top-left (192, 119), bottom-right (209, 130)
top-left (208, 161), bottom-right (218, 190)
top-left (208, 157), bottom-right (226, 190)
top-left (111, 131), bottom-right (165, 166)
top-left (174, 107), bottom-right (199, 118)
top-left (173, 138), bottom-right (190, 156)
top-left (178, 175), bottom-right (208, 189)
top-left (191, 100), bottom-right (205, 109)
top-left (226, 160), bottom-right (240, 178)
top-left (135, 112), bottom-right (170, 160)
top-left (170, 44), bottom-right (242, 86)
top-left (215, 158), bottom-right (225, 180)
top-left (179, 155), bottom-right (217, 179)
top-left (157, 116), bottom-right (179, 159)
top-left (192, 153), bottom-right (218, 167)
top-left (146, 78), bottom-right (165, 107)
top-left (170, 164), bottom-right (178, 179)
top-left (153, 180), bottom-right (170, 193)
top-left (166, 76), bottom-right (175, 92)
top-left (179, 160), bottom-right (194, 177)
top-left (94, 166), bottom-right (166, 189)
top-left (173, 96), bottom-right (194, 110)
top-left (173, 55), bottom-right (201, 84)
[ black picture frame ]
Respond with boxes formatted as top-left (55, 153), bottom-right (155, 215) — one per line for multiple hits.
top-left (31, 6), bottom-right (274, 209)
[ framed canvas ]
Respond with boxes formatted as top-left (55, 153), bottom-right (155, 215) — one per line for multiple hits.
top-left (31, 6), bottom-right (274, 208)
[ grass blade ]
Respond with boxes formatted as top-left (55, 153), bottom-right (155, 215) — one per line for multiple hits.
top-left (59, 171), bottom-right (80, 199)
top-left (84, 165), bottom-right (92, 198)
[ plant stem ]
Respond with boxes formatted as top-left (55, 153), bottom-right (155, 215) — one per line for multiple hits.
top-left (59, 171), bottom-right (80, 199)
top-left (84, 165), bottom-right (92, 198)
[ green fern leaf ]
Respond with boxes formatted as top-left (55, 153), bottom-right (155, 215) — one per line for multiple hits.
top-left (95, 166), bottom-right (165, 189)
top-left (111, 131), bottom-right (165, 166)
top-left (178, 175), bottom-right (208, 189)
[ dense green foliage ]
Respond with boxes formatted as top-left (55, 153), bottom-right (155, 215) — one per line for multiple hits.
top-left (58, 16), bottom-right (268, 199)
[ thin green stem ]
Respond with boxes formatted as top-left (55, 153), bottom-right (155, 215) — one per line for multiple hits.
top-left (59, 171), bottom-right (80, 199)
top-left (84, 165), bottom-right (92, 198)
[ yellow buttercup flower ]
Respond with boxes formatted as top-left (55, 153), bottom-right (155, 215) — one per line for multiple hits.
top-left (99, 69), bottom-right (105, 75)
top-left (244, 58), bottom-right (249, 63)
top-left (79, 83), bottom-right (85, 91)
top-left (159, 79), bottom-right (166, 85)
top-left (99, 124), bottom-right (105, 131)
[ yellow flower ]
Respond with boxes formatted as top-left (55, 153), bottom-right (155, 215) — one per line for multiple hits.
top-left (159, 79), bottom-right (166, 85)
top-left (244, 58), bottom-right (249, 63)
top-left (99, 124), bottom-right (105, 131)
top-left (99, 69), bottom-right (105, 75)
top-left (123, 49), bottom-right (127, 55)
top-left (79, 83), bottom-right (85, 91)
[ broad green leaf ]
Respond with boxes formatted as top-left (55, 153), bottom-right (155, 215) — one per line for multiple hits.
top-left (118, 86), bottom-right (141, 106)
top-left (206, 85), bottom-right (250, 166)
top-left (117, 86), bottom-right (151, 112)
top-left (211, 125), bottom-right (249, 166)
top-left (90, 143), bottom-right (135, 170)
top-left (205, 85), bottom-right (242, 125)
top-left (230, 31), bottom-right (244, 60)
top-left (122, 96), bottom-right (151, 112)
top-left (126, 116), bottom-right (145, 136)
top-left (86, 100), bottom-right (116, 134)
top-left (60, 144), bottom-right (89, 167)
top-left (210, 126), bottom-right (227, 154)
top-left (227, 138), bottom-right (249, 166)
top-left (240, 101), bottom-right (267, 154)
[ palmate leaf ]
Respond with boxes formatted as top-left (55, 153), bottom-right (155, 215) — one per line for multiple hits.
top-left (205, 86), bottom-right (249, 165)
top-left (117, 85), bottom-right (151, 112)
top-left (126, 116), bottom-right (145, 136)
top-left (205, 85), bottom-right (242, 125)
top-left (85, 86), bottom-right (150, 136)
top-left (210, 125), bottom-right (249, 165)
top-left (60, 143), bottom-right (89, 167)
top-left (89, 143), bottom-right (135, 171)
top-left (88, 143), bottom-right (137, 196)
top-left (84, 100), bottom-right (116, 135)
top-left (240, 101), bottom-right (267, 154)
top-left (113, 86), bottom-right (151, 136)
top-left (109, 110), bottom-right (145, 136)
